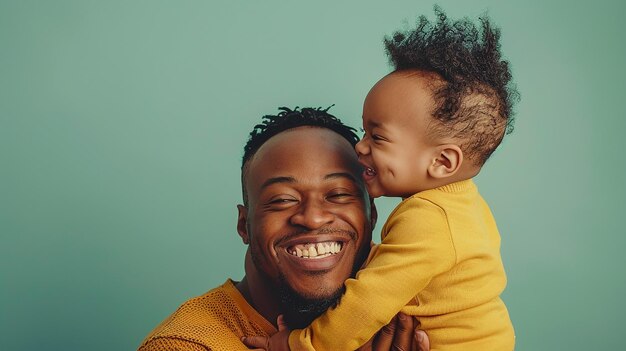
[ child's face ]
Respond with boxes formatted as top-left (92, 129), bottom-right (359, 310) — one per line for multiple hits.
top-left (355, 71), bottom-right (440, 198)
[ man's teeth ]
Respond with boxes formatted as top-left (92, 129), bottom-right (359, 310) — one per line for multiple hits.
top-left (289, 242), bottom-right (343, 259)
top-left (366, 167), bottom-right (376, 176)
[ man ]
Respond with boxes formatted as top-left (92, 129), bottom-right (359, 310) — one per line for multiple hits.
top-left (138, 107), bottom-right (428, 351)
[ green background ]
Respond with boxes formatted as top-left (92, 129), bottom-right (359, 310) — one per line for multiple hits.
top-left (2, 1), bottom-right (624, 350)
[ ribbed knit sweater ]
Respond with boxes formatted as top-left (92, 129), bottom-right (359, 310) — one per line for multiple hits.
top-left (138, 279), bottom-right (276, 351)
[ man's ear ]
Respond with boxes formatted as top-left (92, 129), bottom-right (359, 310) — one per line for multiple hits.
top-left (427, 144), bottom-right (463, 179)
top-left (236, 204), bottom-right (250, 245)
top-left (369, 198), bottom-right (378, 230)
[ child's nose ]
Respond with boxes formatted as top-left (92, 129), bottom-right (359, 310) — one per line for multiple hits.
top-left (355, 139), bottom-right (369, 155)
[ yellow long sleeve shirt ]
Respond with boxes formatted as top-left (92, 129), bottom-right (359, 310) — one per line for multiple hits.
top-left (290, 179), bottom-right (515, 351)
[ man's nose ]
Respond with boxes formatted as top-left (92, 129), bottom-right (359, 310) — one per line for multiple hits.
top-left (355, 138), bottom-right (369, 156)
top-left (289, 199), bottom-right (334, 229)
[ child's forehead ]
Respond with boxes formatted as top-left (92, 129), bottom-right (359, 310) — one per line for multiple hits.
top-left (364, 71), bottom-right (438, 126)
top-left (389, 69), bottom-right (444, 87)
top-left (368, 71), bottom-right (437, 103)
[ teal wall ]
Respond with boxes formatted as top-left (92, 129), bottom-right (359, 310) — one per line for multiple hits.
top-left (2, 1), bottom-right (624, 350)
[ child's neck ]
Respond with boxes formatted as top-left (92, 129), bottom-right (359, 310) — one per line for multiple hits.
top-left (403, 165), bottom-right (481, 199)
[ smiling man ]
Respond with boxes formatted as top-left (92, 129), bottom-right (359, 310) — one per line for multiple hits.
top-left (137, 107), bottom-right (427, 351)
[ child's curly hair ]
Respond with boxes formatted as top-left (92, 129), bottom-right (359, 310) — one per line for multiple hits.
top-left (384, 6), bottom-right (519, 165)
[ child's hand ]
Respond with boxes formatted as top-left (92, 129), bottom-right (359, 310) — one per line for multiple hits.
top-left (357, 313), bottom-right (430, 351)
top-left (242, 315), bottom-right (292, 351)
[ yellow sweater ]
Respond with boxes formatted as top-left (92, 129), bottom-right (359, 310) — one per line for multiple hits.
top-left (290, 179), bottom-right (515, 351)
top-left (138, 279), bottom-right (276, 351)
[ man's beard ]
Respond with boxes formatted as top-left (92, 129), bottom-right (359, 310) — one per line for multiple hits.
top-left (248, 226), bottom-right (370, 329)
top-left (277, 273), bottom-right (345, 329)
top-left (274, 245), bottom-right (370, 329)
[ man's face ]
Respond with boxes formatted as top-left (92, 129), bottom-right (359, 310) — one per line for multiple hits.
top-left (239, 127), bottom-right (373, 301)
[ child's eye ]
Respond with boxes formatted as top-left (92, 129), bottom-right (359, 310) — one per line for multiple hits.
top-left (372, 134), bottom-right (384, 141)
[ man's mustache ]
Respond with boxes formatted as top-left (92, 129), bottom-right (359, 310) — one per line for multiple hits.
top-left (276, 227), bottom-right (357, 245)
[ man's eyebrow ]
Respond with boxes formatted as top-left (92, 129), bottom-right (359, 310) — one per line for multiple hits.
top-left (260, 176), bottom-right (296, 189)
top-left (324, 172), bottom-right (359, 183)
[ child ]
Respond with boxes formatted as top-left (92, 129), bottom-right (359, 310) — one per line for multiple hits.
top-left (250, 8), bottom-right (518, 350)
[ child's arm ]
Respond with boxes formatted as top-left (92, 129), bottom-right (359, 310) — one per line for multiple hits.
top-left (242, 314), bottom-right (432, 351)
top-left (290, 197), bottom-right (456, 351)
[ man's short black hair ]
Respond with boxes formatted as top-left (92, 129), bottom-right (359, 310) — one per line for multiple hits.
top-left (241, 106), bottom-right (359, 205)
top-left (384, 6), bottom-right (519, 165)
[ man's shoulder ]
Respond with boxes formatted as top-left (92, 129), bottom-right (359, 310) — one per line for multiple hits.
top-left (138, 279), bottom-right (273, 350)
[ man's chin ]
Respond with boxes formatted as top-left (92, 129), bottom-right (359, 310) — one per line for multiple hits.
top-left (278, 274), bottom-right (345, 329)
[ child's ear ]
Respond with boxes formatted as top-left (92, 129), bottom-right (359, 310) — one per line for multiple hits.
top-left (427, 144), bottom-right (463, 179)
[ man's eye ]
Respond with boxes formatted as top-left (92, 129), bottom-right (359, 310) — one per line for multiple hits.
top-left (264, 198), bottom-right (297, 210)
top-left (269, 198), bottom-right (296, 204)
top-left (327, 192), bottom-right (354, 203)
top-left (372, 134), bottom-right (384, 141)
